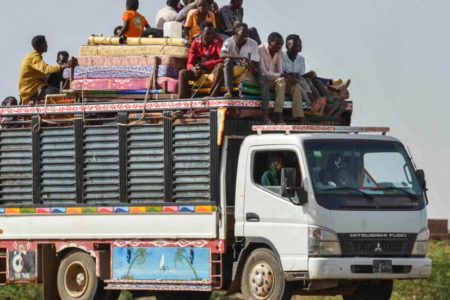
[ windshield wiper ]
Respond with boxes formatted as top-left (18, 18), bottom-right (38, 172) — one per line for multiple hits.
top-left (320, 187), bottom-right (374, 200)
top-left (371, 187), bottom-right (419, 202)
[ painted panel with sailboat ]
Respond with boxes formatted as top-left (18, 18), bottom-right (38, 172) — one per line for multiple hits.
top-left (112, 247), bottom-right (211, 281)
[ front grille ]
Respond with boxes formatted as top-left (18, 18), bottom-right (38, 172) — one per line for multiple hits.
top-left (339, 233), bottom-right (416, 257)
top-left (352, 241), bottom-right (404, 253)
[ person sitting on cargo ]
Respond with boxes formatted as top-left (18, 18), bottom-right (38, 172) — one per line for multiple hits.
top-left (261, 154), bottom-right (285, 186)
top-left (283, 34), bottom-right (350, 104)
top-left (259, 33), bottom-right (305, 124)
top-left (117, 0), bottom-right (158, 38)
top-left (179, 22), bottom-right (224, 98)
top-left (18, 35), bottom-right (70, 105)
top-left (155, 0), bottom-right (180, 30)
top-left (220, 0), bottom-right (261, 44)
top-left (210, 1), bottom-right (225, 35)
top-left (176, 0), bottom-right (196, 24)
top-left (0, 97), bottom-right (20, 129)
top-left (47, 51), bottom-right (69, 90)
top-left (184, 0), bottom-right (216, 42)
top-left (220, 23), bottom-right (261, 99)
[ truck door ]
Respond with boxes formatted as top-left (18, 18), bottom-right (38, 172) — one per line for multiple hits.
top-left (243, 147), bottom-right (309, 271)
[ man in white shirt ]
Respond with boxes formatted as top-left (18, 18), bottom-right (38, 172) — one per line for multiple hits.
top-left (283, 34), bottom-right (316, 105)
top-left (220, 23), bottom-right (261, 98)
top-left (259, 32), bottom-right (305, 124)
top-left (283, 34), bottom-right (348, 105)
top-left (155, 0), bottom-right (180, 30)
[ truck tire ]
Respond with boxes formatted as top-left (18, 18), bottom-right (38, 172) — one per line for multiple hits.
top-left (57, 251), bottom-right (99, 300)
top-left (343, 280), bottom-right (393, 300)
top-left (241, 248), bottom-right (291, 300)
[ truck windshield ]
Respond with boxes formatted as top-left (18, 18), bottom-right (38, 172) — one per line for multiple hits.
top-left (304, 139), bottom-right (424, 210)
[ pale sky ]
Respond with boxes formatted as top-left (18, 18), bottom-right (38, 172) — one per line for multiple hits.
top-left (0, 0), bottom-right (448, 222)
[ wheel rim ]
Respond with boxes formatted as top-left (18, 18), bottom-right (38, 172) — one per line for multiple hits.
top-left (64, 261), bottom-right (89, 298)
top-left (248, 261), bottom-right (275, 299)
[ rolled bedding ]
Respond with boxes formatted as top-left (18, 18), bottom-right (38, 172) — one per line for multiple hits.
top-left (79, 45), bottom-right (189, 58)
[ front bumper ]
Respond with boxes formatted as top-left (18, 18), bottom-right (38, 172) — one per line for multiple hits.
top-left (308, 257), bottom-right (432, 280)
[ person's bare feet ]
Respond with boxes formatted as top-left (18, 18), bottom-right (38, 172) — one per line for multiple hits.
top-left (224, 90), bottom-right (232, 98)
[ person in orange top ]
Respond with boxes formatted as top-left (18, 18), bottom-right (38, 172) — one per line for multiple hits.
top-left (184, 0), bottom-right (216, 41)
top-left (117, 0), bottom-right (150, 38)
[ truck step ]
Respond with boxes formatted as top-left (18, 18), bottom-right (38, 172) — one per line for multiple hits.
top-left (104, 282), bottom-right (212, 292)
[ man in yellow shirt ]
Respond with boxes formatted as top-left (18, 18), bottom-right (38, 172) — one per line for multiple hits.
top-left (18, 35), bottom-right (69, 104)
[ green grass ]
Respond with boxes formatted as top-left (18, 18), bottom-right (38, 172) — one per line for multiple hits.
top-left (0, 241), bottom-right (448, 300)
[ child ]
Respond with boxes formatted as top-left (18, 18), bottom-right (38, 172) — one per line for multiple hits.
top-left (117, 0), bottom-right (150, 38)
top-left (0, 97), bottom-right (20, 129)
top-left (184, 0), bottom-right (216, 41)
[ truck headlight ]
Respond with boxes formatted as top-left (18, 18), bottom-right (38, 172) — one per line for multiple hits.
top-left (309, 227), bottom-right (342, 256)
top-left (412, 228), bottom-right (429, 257)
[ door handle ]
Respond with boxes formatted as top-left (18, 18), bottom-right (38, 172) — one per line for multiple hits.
top-left (246, 213), bottom-right (260, 222)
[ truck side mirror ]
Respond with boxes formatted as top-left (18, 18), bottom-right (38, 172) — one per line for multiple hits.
top-left (281, 168), bottom-right (307, 206)
top-left (416, 169), bottom-right (427, 191)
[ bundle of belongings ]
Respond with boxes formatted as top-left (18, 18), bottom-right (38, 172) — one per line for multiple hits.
top-left (67, 36), bottom-right (189, 100)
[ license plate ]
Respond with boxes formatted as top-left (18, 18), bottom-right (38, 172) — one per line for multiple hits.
top-left (373, 260), bottom-right (393, 273)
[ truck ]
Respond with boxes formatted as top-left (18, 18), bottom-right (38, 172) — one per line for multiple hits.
top-left (0, 100), bottom-right (431, 300)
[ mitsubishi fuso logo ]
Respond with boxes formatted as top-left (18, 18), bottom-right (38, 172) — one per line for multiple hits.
top-left (374, 243), bottom-right (383, 252)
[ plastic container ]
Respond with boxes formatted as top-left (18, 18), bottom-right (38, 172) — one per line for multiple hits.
top-left (164, 21), bottom-right (183, 39)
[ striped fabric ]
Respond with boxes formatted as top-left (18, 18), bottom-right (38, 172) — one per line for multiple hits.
top-left (64, 65), bottom-right (179, 80)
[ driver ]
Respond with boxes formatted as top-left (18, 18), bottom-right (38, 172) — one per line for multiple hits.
top-left (323, 154), bottom-right (354, 188)
top-left (261, 154), bottom-right (285, 186)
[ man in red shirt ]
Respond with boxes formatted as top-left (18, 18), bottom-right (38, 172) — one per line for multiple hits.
top-left (179, 22), bottom-right (224, 98)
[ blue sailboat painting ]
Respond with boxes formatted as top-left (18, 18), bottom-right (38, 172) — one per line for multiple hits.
top-left (112, 247), bottom-right (210, 281)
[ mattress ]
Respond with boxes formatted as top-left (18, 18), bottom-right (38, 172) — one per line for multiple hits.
top-left (71, 77), bottom-right (178, 93)
top-left (64, 65), bottom-right (179, 80)
top-left (79, 45), bottom-right (189, 58)
top-left (77, 55), bottom-right (187, 69)
top-left (157, 77), bottom-right (178, 93)
top-left (71, 78), bottom-right (149, 91)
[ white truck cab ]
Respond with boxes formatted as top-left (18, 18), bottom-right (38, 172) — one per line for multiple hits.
top-left (230, 126), bottom-right (431, 300)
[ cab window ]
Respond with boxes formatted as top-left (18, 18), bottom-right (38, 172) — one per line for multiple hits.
top-left (253, 151), bottom-right (301, 196)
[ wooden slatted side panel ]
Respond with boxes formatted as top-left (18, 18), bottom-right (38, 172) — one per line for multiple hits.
top-left (83, 126), bottom-right (120, 205)
top-left (40, 127), bottom-right (76, 204)
top-left (172, 116), bottom-right (211, 203)
top-left (0, 130), bottom-right (32, 205)
top-left (127, 123), bottom-right (165, 203)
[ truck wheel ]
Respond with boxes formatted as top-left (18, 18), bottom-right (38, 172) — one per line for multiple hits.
top-left (343, 280), bottom-right (393, 300)
top-left (57, 251), bottom-right (99, 300)
top-left (241, 248), bottom-right (291, 300)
